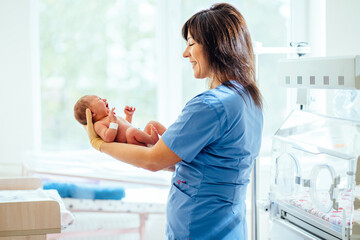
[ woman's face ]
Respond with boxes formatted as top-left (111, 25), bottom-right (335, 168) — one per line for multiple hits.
top-left (183, 33), bottom-right (211, 79)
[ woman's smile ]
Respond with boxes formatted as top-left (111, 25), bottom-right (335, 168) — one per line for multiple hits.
top-left (191, 61), bottom-right (197, 68)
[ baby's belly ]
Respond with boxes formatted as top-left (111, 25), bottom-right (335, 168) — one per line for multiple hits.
top-left (115, 123), bottom-right (130, 143)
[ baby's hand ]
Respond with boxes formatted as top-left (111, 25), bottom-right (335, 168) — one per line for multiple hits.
top-left (124, 106), bottom-right (136, 116)
top-left (108, 107), bottom-right (117, 122)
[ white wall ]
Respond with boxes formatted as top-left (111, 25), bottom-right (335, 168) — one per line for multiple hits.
top-left (0, 0), bottom-right (38, 176)
top-left (326, 0), bottom-right (360, 56)
top-left (307, 0), bottom-right (360, 56)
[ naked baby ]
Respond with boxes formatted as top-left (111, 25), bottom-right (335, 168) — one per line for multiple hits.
top-left (74, 95), bottom-right (166, 146)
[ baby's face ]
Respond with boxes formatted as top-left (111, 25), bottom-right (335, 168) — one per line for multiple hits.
top-left (87, 95), bottom-right (110, 118)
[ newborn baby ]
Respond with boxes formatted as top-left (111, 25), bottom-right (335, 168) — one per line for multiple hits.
top-left (74, 95), bottom-right (166, 146)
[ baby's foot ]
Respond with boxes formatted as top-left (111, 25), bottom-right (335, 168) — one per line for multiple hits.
top-left (150, 124), bottom-right (159, 144)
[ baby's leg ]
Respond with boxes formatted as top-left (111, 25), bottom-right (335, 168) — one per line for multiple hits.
top-left (126, 127), bottom-right (159, 146)
top-left (144, 121), bottom-right (167, 136)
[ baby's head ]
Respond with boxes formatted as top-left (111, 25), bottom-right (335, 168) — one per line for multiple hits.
top-left (74, 95), bottom-right (110, 125)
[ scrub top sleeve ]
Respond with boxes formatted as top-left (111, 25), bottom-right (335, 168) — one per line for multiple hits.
top-left (161, 97), bottom-right (223, 163)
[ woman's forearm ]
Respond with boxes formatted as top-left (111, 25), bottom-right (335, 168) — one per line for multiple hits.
top-left (100, 142), bottom-right (152, 169)
top-left (100, 139), bottom-right (181, 172)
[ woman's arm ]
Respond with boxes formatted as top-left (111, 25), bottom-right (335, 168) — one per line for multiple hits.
top-left (101, 138), bottom-right (181, 172)
top-left (86, 109), bottom-right (180, 172)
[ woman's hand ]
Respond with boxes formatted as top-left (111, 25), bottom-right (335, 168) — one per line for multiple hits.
top-left (85, 108), bottom-right (104, 151)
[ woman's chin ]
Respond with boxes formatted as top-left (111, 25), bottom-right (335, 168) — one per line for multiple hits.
top-left (193, 74), bottom-right (207, 79)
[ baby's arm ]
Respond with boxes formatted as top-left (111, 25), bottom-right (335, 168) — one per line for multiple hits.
top-left (94, 107), bottom-right (118, 143)
top-left (124, 106), bottom-right (135, 123)
top-left (94, 122), bottom-right (117, 143)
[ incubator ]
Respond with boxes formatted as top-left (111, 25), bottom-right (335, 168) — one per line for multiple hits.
top-left (269, 56), bottom-right (360, 240)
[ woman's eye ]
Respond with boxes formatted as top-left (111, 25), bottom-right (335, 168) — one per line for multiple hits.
top-left (189, 43), bottom-right (195, 46)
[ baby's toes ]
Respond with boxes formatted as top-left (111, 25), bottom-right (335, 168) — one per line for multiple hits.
top-left (150, 125), bottom-right (159, 143)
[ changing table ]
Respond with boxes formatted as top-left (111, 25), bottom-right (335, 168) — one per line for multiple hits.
top-left (0, 177), bottom-right (66, 240)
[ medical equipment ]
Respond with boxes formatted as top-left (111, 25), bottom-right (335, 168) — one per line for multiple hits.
top-left (269, 55), bottom-right (360, 239)
top-left (0, 177), bottom-right (74, 240)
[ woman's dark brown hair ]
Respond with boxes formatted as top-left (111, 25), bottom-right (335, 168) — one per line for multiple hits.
top-left (182, 3), bottom-right (262, 109)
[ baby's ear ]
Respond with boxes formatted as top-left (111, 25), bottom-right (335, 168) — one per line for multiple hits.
top-left (92, 112), bottom-right (96, 118)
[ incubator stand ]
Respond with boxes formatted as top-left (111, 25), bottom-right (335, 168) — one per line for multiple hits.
top-left (269, 55), bottom-right (360, 240)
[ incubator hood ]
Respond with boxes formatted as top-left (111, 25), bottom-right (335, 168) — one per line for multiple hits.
top-left (273, 110), bottom-right (360, 160)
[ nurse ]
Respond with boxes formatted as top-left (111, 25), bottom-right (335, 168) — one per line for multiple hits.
top-left (85, 3), bottom-right (263, 240)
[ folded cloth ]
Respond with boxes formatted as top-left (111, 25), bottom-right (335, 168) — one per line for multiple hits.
top-left (43, 181), bottom-right (125, 200)
top-left (45, 189), bottom-right (75, 229)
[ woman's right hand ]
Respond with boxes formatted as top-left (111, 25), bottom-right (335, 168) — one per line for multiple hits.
top-left (85, 108), bottom-right (104, 151)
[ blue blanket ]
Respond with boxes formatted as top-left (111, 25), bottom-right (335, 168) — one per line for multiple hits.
top-left (43, 181), bottom-right (125, 200)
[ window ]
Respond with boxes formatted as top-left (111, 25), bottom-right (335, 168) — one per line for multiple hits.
top-left (39, 0), bottom-right (290, 152)
top-left (39, 0), bottom-right (290, 154)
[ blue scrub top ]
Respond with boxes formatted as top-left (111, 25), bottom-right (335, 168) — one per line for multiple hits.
top-left (162, 81), bottom-right (263, 240)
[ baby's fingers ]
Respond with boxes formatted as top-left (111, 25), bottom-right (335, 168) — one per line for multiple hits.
top-left (125, 106), bottom-right (135, 111)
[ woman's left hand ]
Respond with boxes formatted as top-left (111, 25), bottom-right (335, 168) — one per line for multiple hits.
top-left (85, 108), bottom-right (104, 151)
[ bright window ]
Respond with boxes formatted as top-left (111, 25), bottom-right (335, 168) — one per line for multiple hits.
top-left (38, 0), bottom-right (289, 150)
top-left (38, 0), bottom-right (290, 155)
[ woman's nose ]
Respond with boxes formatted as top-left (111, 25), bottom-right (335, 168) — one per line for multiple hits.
top-left (183, 46), bottom-right (190, 58)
